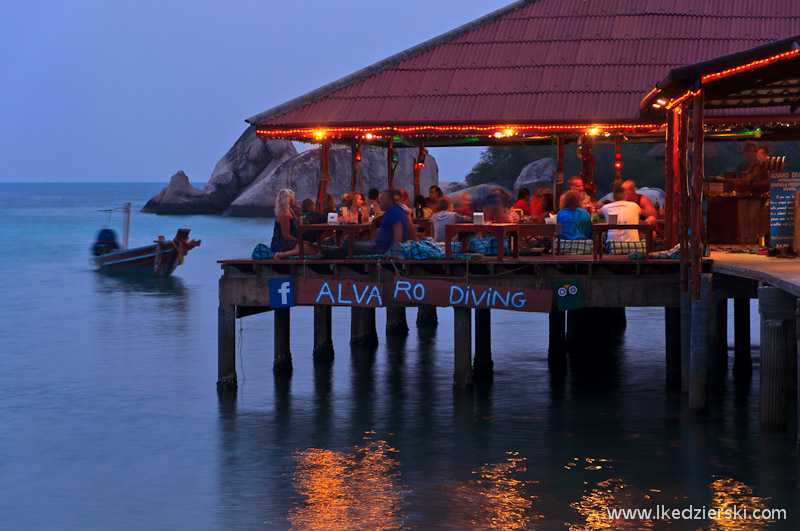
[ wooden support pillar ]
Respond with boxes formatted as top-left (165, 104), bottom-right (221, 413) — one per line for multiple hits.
top-left (665, 306), bottom-right (681, 389)
top-left (690, 89), bottom-right (704, 300)
top-left (453, 307), bottom-right (473, 388)
top-left (796, 299), bottom-right (800, 446)
top-left (757, 287), bottom-right (797, 433)
top-left (350, 307), bottom-right (378, 347)
top-left (386, 307), bottom-right (409, 336)
top-left (313, 306), bottom-right (334, 362)
top-left (387, 137), bottom-right (395, 190)
top-left (350, 138), bottom-right (360, 194)
top-left (579, 135), bottom-right (595, 194)
top-left (548, 311), bottom-right (566, 357)
top-left (315, 139), bottom-right (332, 213)
top-left (473, 308), bottom-right (493, 380)
top-left (614, 134), bottom-right (622, 184)
top-left (733, 298), bottom-right (752, 378)
top-left (680, 292), bottom-right (691, 393)
top-left (708, 297), bottom-right (727, 394)
top-left (217, 305), bottom-right (237, 390)
top-left (273, 308), bottom-right (293, 374)
top-left (413, 141), bottom-right (425, 199)
top-left (554, 137), bottom-right (565, 208)
top-left (689, 274), bottom-right (712, 414)
top-left (416, 305), bottom-right (438, 327)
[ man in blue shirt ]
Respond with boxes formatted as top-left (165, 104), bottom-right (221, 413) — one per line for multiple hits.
top-left (323, 189), bottom-right (408, 258)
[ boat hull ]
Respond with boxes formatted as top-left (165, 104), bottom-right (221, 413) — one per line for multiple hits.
top-left (93, 241), bottom-right (182, 277)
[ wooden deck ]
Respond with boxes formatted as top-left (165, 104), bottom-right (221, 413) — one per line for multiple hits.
top-left (709, 251), bottom-right (800, 298)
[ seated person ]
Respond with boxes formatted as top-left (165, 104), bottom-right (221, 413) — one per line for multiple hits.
top-left (454, 192), bottom-right (474, 216)
top-left (343, 192), bottom-right (367, 222)
top-left (272, 189), bottom-right (318, 259)
top-left (482, 188), bottom-right (513, 223)
top-left (513, 188), bottom-right (531, 216)
top-left (431, 197), bottom-right (471, 242)
top-left (426, 185), bottom-right (444, 209)
top-left (322, 190), bottom-right (408, 258)
top-left (621, 180), bottom-right (657, 225)
top-left (413, 195), bottom-right (433, 218)
top-left (600, 185), bottom-right (642, 242)
top-left (366, 187), bottom-right (382, 217)
top-left (556, 191), bottom-right (593, 240)
top-left (300, 198), bottom-right (327, 242)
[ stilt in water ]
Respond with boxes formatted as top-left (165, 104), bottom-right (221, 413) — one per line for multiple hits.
top-left (217, 305), bottom-right (237, 390)
top-left (274, 307), bottom-right (293, 374)
top-left (548, 310), bottom-right (567, 376)
top-left (733, 298), bottom-right (752, 380)
top-left (313, 306), bottom-right (334, 362)
top-left (453, 307), bottom-right (473, 389)
top-left (350, 307), bottom-right (378, 347)
top-left (708, 297), bottom-right (727, 395)
top-left (689, 274), bottom-right (711, 415)
top-left (665, 306), bottom-right (681, 389)
top-left (757, 286), bottom-right (797, 433)
top-left (473, 308), bottom-right (493, 381)
top-left (386, 307), bottom-right (409, 336)
top-left (680, 291), bottom-right (692, 392)
top-left (416, 305), bottom-right (438, 327)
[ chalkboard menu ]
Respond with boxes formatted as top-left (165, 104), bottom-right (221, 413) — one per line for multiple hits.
top-left (769, 170), bottom-right (800, 247)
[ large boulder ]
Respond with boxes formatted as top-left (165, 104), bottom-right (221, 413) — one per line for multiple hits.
top-left (445, 183), bottom-right (510, 210)
top-left (223, 144), bottom-right (439, 216)
top-left (513, 157), bottom-right (555, 191)
top-left (142, 126), bottom-right (296, 214)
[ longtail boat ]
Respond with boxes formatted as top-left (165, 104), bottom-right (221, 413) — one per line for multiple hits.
top-left (91, 203), bottom-right (200, 277)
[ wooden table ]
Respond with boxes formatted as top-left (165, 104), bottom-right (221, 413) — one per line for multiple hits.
top-left (444, 223), bottom-right (519, 260)
top-left (592, 223), bottom-right (654, 260)
top-left (518, 223), bottom-right (562, 255)
top-left (297, 222), bottom-right (375, 259)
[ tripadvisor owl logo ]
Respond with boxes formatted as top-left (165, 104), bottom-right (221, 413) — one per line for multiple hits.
top-left (554, 279), bottom-right (583, 311)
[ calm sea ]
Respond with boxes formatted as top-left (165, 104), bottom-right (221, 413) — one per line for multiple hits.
top-left (0, 183), bottom-right (797, 530)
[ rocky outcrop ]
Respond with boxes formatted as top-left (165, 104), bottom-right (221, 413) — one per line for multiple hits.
top-left (142, 126), bottom-right (297, 215)
top-left (445, 183), bottom-right (511, 209)
top-left (223, 144), bottom-right (439, 216)
top-left (513, 157), bottom-right (555, 191)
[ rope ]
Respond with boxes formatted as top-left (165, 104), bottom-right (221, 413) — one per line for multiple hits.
top-left (237, 317), bottom-right (246, 382)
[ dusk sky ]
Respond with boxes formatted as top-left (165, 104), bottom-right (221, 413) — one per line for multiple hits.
top-left (1, 0), bottom-right (512, 184)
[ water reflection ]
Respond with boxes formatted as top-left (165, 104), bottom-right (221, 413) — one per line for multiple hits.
top-left (92, 269), bottom-right (186, 297)
top-left (708, 477), bottom-right (773, 530)
top-left (447, 452), bottom-right (541, 530)
top-left (289, 435), bottom-right (407, 530)
top-left (569, 478), bottom-right (653, 530)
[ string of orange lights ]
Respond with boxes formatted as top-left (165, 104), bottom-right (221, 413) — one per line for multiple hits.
top-left (255, 123), bottom-right (664, 141)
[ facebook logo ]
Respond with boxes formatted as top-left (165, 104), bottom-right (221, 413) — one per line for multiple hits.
top-left (268, 279), bottom-right (295, 308)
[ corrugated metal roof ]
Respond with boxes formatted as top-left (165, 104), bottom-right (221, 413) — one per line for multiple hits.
top-left (247, 0), bottom-right (800, 133)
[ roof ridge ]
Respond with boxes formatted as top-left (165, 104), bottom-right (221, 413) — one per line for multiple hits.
top-left (246, 0), bottom-right (536, 124)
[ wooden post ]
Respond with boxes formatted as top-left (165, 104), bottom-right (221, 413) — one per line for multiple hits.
top-left (386, 307), bottom-right (409, 336)
top-left (273, 308), bottom-right (293, 374)
top-left (678, 103), bottom-right (689, 297)
top-left (689, 273), bottom-right (711, 414)
top-left (315, 139), bottom-right (332, 213)
top-left (217, 305), bottom-right (237, 390)
top-left (554, 136), bottom-right (565, 209)
top-left (680, 292), bottom-right (691, 392)
top-left (665, 306), bottom-right (681, 389)
top-left (350, 307), bottom-right (378, 347)
top-left (453, 307), bottom-right (473, 388)
top-left (690, 88), bottom-right (704, 301)
top-left (416, 305), bottom-right (438, 327)
top-left (614, 134), bottom-right (622, 184)
top-left (548, 310), bottom-right (566, 357)
top-left (387, 137), bottom-right (395, 190)
top-left (796, 299), bottom-right (800, 446)
top-left (473, 308), bottom-right (493, 380)
top-left (733, 298), bottom-right (752, 378)
top-left (413, 141), bottom-right (425, 199)
top-left (350, 138), bottom-right (360, 194)
top-left (579, 135), bottom-right (595, 193)
top-left (313, 306), bottom-right (334, 362)
top-left (757, 287), bottom-right (797, 433)
top-left (664, 110), bottom-right (675, 248)
top-left (708, 297), bottom-right (726, 394)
